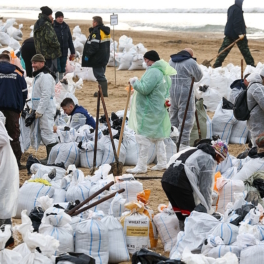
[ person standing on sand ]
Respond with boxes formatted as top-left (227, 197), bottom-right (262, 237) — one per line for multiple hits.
top-left (53, 11), bottom-right (75, 81)
top-left (213, 0), bottom-right (255, 68)
top-left (34, 6), bottom-right (61, 75)
top-left (127, 50), bottom-right (176, 174)
top-left (20, 37), bottom-right (36, 77)
top-left (169, 48), bottom-right (203, 150)
top-left (82, 16), bottom-right (110, 97)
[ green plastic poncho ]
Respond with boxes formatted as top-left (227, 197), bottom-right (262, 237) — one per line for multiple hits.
top-left (128, 59), bottom-right (177, 139)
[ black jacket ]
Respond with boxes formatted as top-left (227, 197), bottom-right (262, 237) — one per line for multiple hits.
top-left (82, 25), bottom-right (110, 68)
top-left (0, 62), bottom-right (27, 113)
top-left (53, 21), bottom-right (75, 57)
top-left (224, 4), bottom-right (246, 39)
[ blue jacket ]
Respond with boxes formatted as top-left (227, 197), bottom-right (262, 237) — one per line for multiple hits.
top-left (71, 105), bottom-right (96, 129)
top-left (53, 21), bottom-right (75, 57)
top-left (170, 50), bottom-right (196, 63)
top-left (0, 62), bottom-right (27, 113)
top-left (224, 3), bottom-right (246, 39)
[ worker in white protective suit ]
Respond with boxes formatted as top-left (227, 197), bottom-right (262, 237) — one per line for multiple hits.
top-left (246, 71), bottom-right (264, 146)
top-left (127, 50), bottom-right (177, 173)
top-left (162, 140), bottom-right (228, 231)
top-left (0, 121), bottom-right (19, 247)
top-left (31, 54), bottom-right (57, 164)
top-left (169, 48), bottom-right (203, 149)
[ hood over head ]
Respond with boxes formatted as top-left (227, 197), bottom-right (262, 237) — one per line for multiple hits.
top-left (246, 73), bottom-right (263, 84)
top-left (235, 0), bottom-right (244, 8)
top-left (151, 59), bottom-right (177, 76)
top-left (34, 13), bottom-right (52, 32)
top-left (170, 50), bottom-right (196, 63)
top-left (230, 79), bottom-right (247, 90)
top-left (0, 61), bottom-right (16, 74)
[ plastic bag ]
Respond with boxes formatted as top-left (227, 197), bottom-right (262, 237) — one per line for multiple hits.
top-left (56, 252), bottom-right (96, 264)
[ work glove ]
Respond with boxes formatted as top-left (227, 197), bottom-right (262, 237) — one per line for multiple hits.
top-left (239, 34), bottom-right (245, 40)
top-left (129, 77), bottom-right (138, 86)
top-left (84, 56), bottom-right (89, 62)
top-left (69, 54), bottom-right (75, 61)
top-left (35, 112), bottom-right (43, 119)
top-left (25, 110), bottom-right (36, 127)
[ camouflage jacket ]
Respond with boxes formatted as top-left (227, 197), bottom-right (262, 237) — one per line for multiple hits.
top-left (34, 14), bottom-right (61, 60)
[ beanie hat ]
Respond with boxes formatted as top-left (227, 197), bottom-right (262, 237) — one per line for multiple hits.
top-left (31, 54), bottom-right (46, 62)
top-left (256, 133), bottom-right (264, 153)
top-left (212, 140), bottom-right (228, 159)
top-left (40, 6), bottom-right (52, 16)
top-left (144, 50), bottom-right (160, 62)
top-left (55, 11), bottom-right (64, 19)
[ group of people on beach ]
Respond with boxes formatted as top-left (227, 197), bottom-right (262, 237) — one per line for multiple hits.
top-left (0, 0), bottom-right (263, 247)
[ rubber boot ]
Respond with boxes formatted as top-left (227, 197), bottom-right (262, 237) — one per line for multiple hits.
top-left (94, 81), bottom-right (108, 97)
top-left (59, 72), bottom-right (64, 81)
top-left (40, 142), bottom-right (58, 165)
top-left (151, 140), bottom-right (167, 171)
top-left (126, 143), bottom-right (148, 174)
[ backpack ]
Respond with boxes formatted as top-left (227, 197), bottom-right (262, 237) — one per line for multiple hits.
top-left (233, 82), bottom-right (258, 121)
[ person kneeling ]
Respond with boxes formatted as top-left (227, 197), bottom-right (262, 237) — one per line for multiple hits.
top-left (57, 98), bottom-right (96, 131)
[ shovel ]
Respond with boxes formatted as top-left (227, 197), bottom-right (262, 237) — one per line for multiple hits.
top-left (99, 85), bottom-right (123, 176)
top-left (202, 36), bottom-right (244, 68)
top-left (117, 84), bottom-right (132, 157)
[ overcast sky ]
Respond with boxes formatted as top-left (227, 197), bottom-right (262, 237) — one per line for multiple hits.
top-left (3, 0), bottom-right (264, 9)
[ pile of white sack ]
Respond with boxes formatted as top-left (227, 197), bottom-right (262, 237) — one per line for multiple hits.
top-left (0, 18), bottom-right (22, 50)
top-left (107, 35), bottom-right (148, 70)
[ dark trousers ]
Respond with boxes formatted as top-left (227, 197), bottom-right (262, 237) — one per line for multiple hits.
top-left (93, 66), bottom-right (107, 82)
top-left (213, 36), bottom-right (255, 68)
top-left (57, 56), bottom-right (67, 73)
top-left (20, 41), bottom-right (36, 77)
top-left (1, 110), bottom-right (22, 165)
top-left (45, 58), bottom-right (58, 74)
top-left (162, 181), bottom-right (196, 221)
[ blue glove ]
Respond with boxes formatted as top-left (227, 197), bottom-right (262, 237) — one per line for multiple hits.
top-left (84, 56), bottom-right (89, 61)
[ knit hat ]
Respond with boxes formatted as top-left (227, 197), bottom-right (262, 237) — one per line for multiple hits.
top-left (212, 140), bottom-right (228, 159)
top-left (40, 6), bottom-right (52, 16)
top-left (256, 133), bottom-right (264, 153)
top-left (31, 54), bottom-right (46, 62)
top-left (144, 50), bottom-right (160, 62)
top-left (55, 11), bottom-right (64, 18)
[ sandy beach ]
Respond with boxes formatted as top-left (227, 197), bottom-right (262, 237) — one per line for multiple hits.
top-left (4, 16), bottom-right (264, 262)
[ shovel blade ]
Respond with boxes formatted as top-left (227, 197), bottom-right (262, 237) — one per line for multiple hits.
top-left (110, 162), bottom-right (123, 176)
top-left (201, 59), bottom-right (212, 68)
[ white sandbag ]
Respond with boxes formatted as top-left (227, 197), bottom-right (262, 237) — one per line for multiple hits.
top-left (229, 121), bottom-right (249, 144)
top-left (120, 202), bottom-right (150, 254)
top-left (53, 189), bottom-right (66, 203)
top-left (101, 214), bottom-right (130, 263)
top-left (164, 138), bottom-right (176, 163)
top-left (119, 35), bottom-right (133, 52)
top-left (110, 176), bottom-right (143, 202)
top-left (212, 100), bottom-right (237, 144)
top-left (15, 181), bottom-right (55, 218)
top-left (238, 223), bottom-right (264, 241)
top-left (48, 142), bottom-right (80, 169)
top-left (0, 18), bottom-right (16, 33)
top-left (0, 32), bottom-right (10, 46)
top-left (0, 111), bottom-right (6, 124)
top-left (240, 244), bottom-right (264, 264)
top-left (128, 54), bottom-right (145, 70)
top-left (72, 25), bottom-right (82, 37)
top-left (79, 141), bottom-right (104, 168)
top-left (75, 212), bottom-right (109, 264)
top-left (66, 169), bottom-right (91, 202)
top-left (39, 207), bottom-right (74, 256)
top-left (73, 39), bottom-right (84, 54)
top-left (56, 127), bottom-right (77, 143)
top-left (206, 114), bottom-right (213, 139)
top-left (211, 222), bottom-right (239, 245)
top-left (101, 137), bottom-right (126, 165)
top-left (117, 53), bottom-right (134, 70)
top-left (30, 163), bottom-right (66, 180)
top-left (19, 116), bottom-right (31, 153)
top-left (75, 34), bottom-right (87, 45)
top-left (215, 153), bottom-right (235, 174)
top-left (54, 81), bottom-right (68, 106)
top-left (0, 225), bottom-right (22, 262)
top-left (170, 211), bottom-right (219, 259)
top-left (107, 52), bottom-right (120, 67)
top-left (8, 37), bottom-right (20, 50)
top-left (7, 26), bottom-right (22, 40)
top-left (74, 64), bottom-right (96, 81)
top-left (108, 193), bottom-right (126, 218)
top-left (196, 86), bottom-right (222, 112)
top-left (222, 167), bottom-right (237, 179)
top-left (153, 205), bottom-right (179, 252)
top-left (232, 157), bottom-right (264, 182)
top-left (216, 177), bottom-right (245, 214)
top-left (182, 247), bottom-right (239, 264)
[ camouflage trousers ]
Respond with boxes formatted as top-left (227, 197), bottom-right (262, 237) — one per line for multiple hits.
top-left (213, 36), bottom-right (255, 68)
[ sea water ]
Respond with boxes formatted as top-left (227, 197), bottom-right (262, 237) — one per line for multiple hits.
top-left (1, 7), bottom-right (264, 39)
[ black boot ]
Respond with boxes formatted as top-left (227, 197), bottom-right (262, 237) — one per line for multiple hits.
top-left (40, 142), bottom-right (58, 165)
top-left (94, 81), bottom-right (108, 97)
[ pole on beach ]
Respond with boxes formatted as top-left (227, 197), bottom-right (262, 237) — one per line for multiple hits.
top-left (110, 13), bottom-right (118, 87)
top-left (241, 59), bottom-right (243, 79)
